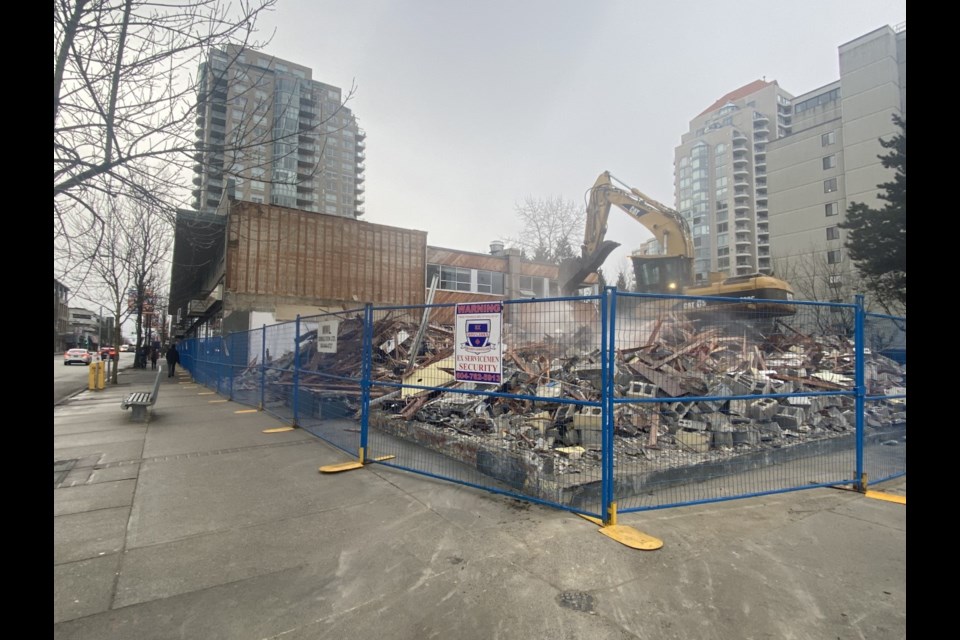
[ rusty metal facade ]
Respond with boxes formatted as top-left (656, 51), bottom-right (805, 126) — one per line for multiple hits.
top-left (226, 202), bottom-right (428, 306)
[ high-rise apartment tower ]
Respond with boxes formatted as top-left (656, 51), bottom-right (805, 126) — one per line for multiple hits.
top-left (192, 45), bottom-right (366, 217)
top-left (671, 80), bottom-right (795, 282)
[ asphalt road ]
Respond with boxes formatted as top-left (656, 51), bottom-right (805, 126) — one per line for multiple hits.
top-left (53, 353), bottom-right (134, 405)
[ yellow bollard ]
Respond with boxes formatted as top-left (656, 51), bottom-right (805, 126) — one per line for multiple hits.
top-left (88, 360), bottom-right (105, 390)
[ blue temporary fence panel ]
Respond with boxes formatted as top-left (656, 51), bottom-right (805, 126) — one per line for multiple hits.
top-left (177, 289), bottom-right (906, 520)
top-left (610, 291), bottom-right (865, 512)
top-left (862, 312), bottom-right (906, 485)
top-left (293, 307), bottom-right (367, 456)
top-left (362, 296), bottom-right (607, 519)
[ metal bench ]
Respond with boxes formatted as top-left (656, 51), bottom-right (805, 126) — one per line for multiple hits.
top-left (121, 365), bottom-right (163, 422)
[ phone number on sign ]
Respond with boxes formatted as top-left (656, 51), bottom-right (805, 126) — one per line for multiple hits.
top-left (456, 371), bottom-right (501, 383)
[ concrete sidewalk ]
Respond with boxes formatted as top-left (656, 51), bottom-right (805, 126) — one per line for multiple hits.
top-left (54, 364), bottom-right (906, 640)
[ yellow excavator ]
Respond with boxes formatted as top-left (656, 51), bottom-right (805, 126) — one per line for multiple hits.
top-left (558, 171), bottom-right (796, 317)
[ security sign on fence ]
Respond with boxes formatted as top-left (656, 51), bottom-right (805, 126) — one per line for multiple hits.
top-left (316, 319), bottom-right (340, 353)
top-left (454, 302), bottom-right (503, 384)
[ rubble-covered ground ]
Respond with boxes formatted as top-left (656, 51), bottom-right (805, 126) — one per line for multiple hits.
top-left (235, 305), bottom-right (906, 489)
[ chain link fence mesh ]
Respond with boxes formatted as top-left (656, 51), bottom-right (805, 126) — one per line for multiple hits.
top-left (176, 291), bottom-right (905, 518)
top-left (612, 292), bottom-right (862, 512)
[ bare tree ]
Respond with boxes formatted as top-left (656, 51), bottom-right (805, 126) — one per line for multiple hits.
top-left (54, 0), bottom-right (363, 316)
top-left (774, 246), bottom-right (868, 335)
top-left (66, 193), bottom-right (173, 381)
top-left (502, 196), bottom-right (586, 264)
top-left (615, 268), bottom-right (630, 292)
top-left (55, 0), bottom-right (357, 252)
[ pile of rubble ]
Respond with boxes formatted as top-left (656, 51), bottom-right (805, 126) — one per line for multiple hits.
top-left (236, 308), bottom-right (906, 484)
top-left (376, 311), bottom-right (904, 480)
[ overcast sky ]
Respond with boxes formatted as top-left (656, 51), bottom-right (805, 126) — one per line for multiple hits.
top-left (254, 0), bottom-right (904, 278)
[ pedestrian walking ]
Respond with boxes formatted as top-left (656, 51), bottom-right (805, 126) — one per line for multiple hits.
top-left (150, 347), bottom-right (159, 370)
top-left (166, 342), bottom-right (180, 378)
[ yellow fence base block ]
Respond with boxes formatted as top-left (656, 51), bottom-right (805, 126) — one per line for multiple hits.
top-left (263, 426), bottom-right (296, 433)
top-left (209, 399), bottom-right (228, 404)
top-left (865, 490), bottom-right (906, 505)
top-left (598, 525), bottom-right (664, 550)
top-left (235, 409), bottom-right (259, 414)
top-left (319, 455), bottom-right (396, 474)
top-left (576, 513), bottom-right (664, 550)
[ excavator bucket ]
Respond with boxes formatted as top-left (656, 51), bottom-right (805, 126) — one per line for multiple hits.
top-left (559, 240), bottom-right (621, 295)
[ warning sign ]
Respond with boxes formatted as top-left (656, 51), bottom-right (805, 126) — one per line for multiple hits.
top-left (454, 302), bottom-right (503, 384)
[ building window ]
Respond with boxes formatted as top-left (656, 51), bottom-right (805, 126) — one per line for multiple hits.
top-left (717, 257), bottom-right (730, 269)
top-left (476, 270), bottom-right (505, 294)
top-left (827, 226), bottom-right (840, 241)
top-left (251, 180), bottom-right (264, 191)
top-left (825, 202), bottom-right (839, 216)
top-left (822, 131), bottom-right (836, 146)
top-left (824, 178), bottom-right (837, 193)
top-left (717, 233), bottom-right (728, 247)
top-left (427, 264), bottom-right (503, 295)
top-left (822, 155), bottom-right (837, 170)
top-left (827, 250), bottom-right (842, 264)
top-left (716, 203), bottom-right (728, 221)
top-left (794, 88), bottom-right (841, 114)
top-left (716, 222), bottom-right (728, 233)
top-left (428, 265), bottom-right (472, 292)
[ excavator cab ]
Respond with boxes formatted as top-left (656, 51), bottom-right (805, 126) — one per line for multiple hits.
top-left (630, 255), bottom-right (693, 295)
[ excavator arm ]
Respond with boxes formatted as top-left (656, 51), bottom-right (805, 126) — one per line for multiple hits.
top-left (559, 170), bottom-right (795, 319)
top-left (559, 171), bottom-right (694, 295)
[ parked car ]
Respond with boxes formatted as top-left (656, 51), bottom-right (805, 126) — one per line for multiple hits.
top-left (64, 348), bottom-right (93, 366)
top-left (119, 344), bottom-right (131, 352)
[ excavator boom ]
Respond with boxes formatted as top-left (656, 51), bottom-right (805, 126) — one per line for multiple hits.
top-left (560, 171), bottom-right (694, 295)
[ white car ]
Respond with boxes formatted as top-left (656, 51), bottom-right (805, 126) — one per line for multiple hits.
top-left (64, 348), bottom-right (93, 366)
